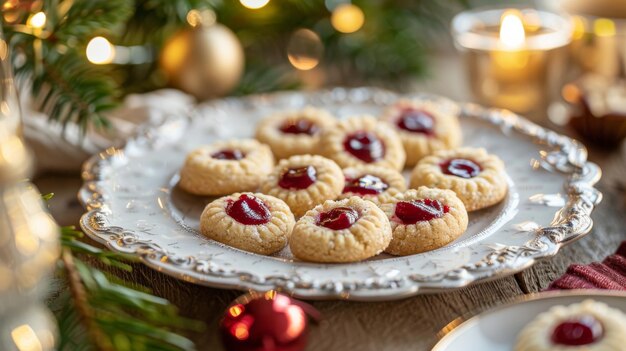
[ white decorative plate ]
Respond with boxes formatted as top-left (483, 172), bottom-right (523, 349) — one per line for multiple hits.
top-left (79, 88), bottom-right (601, 301)
top-left (432, 290), bottom-right (626, 350)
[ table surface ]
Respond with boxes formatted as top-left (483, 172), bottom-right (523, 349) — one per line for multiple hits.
top-left (34, 53), bottom-right (626, 351)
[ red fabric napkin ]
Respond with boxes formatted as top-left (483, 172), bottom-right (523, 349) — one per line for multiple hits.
top-left (546, 241), bottom-right (626, 291)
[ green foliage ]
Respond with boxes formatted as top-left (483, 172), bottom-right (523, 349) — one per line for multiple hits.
top-left (60, 226), bottom-right (135, 271)
top-left (69, 258), bottom-right (202, 351)
top-left (42, 192), bottom-right (55, 201)
top-left (233, 61), bottom-right (301, 95)
top-left (44, 192), bottom-right (203, 351)
top-left (53, 225), bottom-right (203, 351)
top-left (214, 0), bottom-right (468, 84)
top-left (55, 291), bottom-right (92, 351)
top-left (5, 0), bottom-right (133, 134)
top-left (3, 0), bottom-right (466, 132)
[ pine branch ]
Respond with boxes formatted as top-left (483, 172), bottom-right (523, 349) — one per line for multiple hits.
top-left (55, 232), bottom-right (203, 351)
top-left (44, 192), bottom-right (203, 351)
top-left (233, 61), bottom-right (301, 95)
top-left (62, 249), bottom-right (114, 351)
top-left (35, 50), bottom-right (118, 133)
top-left (51, 0), bottom-right (134, 42)
top-left (55, 291), bottom-right (93, 351)
top-left (4, 0), bottom-right (133, 134)
top-left (60, 226), bottom-right (134, 271)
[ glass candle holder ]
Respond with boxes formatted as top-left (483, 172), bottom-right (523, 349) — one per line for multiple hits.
top-left (452, 7), bottom-right (572, 115)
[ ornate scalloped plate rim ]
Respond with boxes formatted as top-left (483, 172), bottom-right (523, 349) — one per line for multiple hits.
top-left (78, 88), bottom-right (602, 301)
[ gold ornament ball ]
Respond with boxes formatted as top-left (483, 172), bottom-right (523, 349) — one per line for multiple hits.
top-left (160, 23), bottom-right (244, 100)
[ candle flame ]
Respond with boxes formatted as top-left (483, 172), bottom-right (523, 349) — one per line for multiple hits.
top-left (499, 11), bottom-right (525, 50)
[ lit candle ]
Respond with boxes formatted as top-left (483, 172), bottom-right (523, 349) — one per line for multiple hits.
top-left (452, 8), bottom-right (572, 115)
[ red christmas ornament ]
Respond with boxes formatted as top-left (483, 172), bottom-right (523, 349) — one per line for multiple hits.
top-left (220, 291), bottom-right (320, 351)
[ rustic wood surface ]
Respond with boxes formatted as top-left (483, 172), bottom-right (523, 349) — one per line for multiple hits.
top-left (32, 54), bottom-right (626, 350)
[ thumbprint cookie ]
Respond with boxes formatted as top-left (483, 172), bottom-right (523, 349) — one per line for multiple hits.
top-left (380, 99), bottom-right (462, 166)
top-left (179, 139), bottom-right (274, 196)
top-left (410, 147), bottom-right (507, 211)
top-left (320, 116), bottom-right (406, 171)
top-left (260, 155), bottom-right (344, 217)
top-left (200, 193), bottom-right (295, 255)
top-left (515, 300), bottom-right (626, 351)
top-left (289, 197), bottom-right (392, 263)
top-left (380, 187), bottom-right (468, 256)
top-left (338, 165), bottom-right (407, 204)
top-left (255, 106), bottom-right (336, 159)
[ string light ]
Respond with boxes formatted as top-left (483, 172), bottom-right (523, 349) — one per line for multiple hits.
top-left (331, 4), bottom-right (364, 34)
top-left (27, 12), bottom-right (46, 29)
top-left (240, 0), bottom-right (270, 10)
top-left (86, 37), bottom-right (115, 64)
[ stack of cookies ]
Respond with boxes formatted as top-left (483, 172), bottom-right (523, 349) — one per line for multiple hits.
top-left (179, 100), bottom-right (509, 263)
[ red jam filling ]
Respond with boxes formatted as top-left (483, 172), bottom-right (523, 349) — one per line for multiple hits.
top-left (396, 108), bottom-right (435, 135)
top-left (211, 149), bottom-right (245, 160)
top-left (394, 199), bottom-right (449, 224)
top-left (440, 158), bottom-right (482, 178)
top-left (343, 174), bottom-right (389, 195)
top-left (278, 165), bottom-right (317, 190)
top-left (343, 131), bottom-right (385, 163)
top-left (279, 119), bottom-right (319, 135)
top-left (551, 316), bottom-right (603, 346)
top-left (317, 207), bottom-right (359, 230)
top-left (225, 194), bottom-right (271, 225)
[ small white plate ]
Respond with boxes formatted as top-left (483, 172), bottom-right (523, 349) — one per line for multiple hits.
top-left (78, 88), bottom-right (602, 300)
top-left (433, 290), bottom-right (626, 351)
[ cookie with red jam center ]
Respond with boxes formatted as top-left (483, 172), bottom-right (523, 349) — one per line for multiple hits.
top-left (260, 155), bottom-right (344, 217)
top-left (200, 193), bottom-right (295, 255)
top-left (380, 99), bottom-right (462, 167)
top-left (320, 116), bottom-right (406, 171)
top-left (379, 187), bottom-right (468, 256)
top-left (410, 147), bottom-right (507, 211)
top-left (514, 300), bottom-right (626, 351)
top-left (338, 165), bottom-right (407, 204)
top-left (289, 197), bottom-right (392, 263)
top-left (255, 106), bottom-right (336, 159)
top-left (179, 139), bottom-right (274, 196)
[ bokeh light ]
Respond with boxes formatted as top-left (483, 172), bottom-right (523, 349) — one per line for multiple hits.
top-left (27, 12), bottom-right (46, 29)
top-left (240, 0), bottom-right (270, 10)
top-left (287, 29), bottom-right (324, 70)
top-left (0, 39), bottom-right (7, 60)
top-left (3, 1), bottom-right (21, 24)
top-left (231, 322), bottom-right (250, 340)
top-left (86, 37), bottom-right (115, 64)
top-left (571, 16), bottom-right (587, 40)
top-left (229, 304), bottom-right (244, 317)
top-left (331, 4), bottom-right (364, 34)
top-left (594, 18), bottom-right (615, 37)
top-left (11, 324), bottom-right (43, 351)
top-left (561, 83), bottom-right (581, 104)
top-left (186, 9), bottom-right (216, 27)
